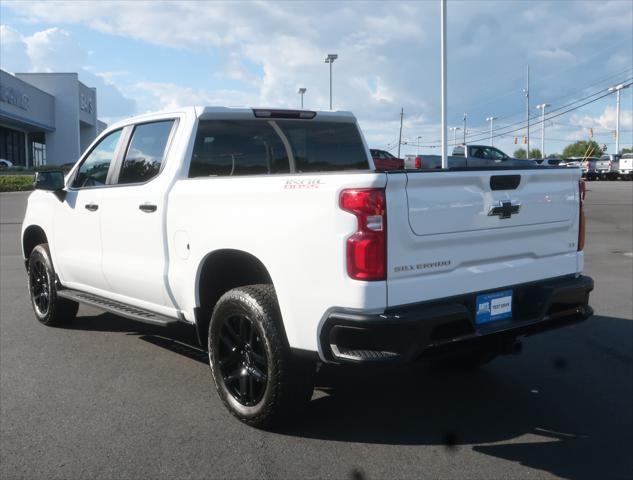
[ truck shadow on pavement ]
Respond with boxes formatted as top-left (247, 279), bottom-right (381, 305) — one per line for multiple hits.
top-left (61, 312), bottom-right (632, 480)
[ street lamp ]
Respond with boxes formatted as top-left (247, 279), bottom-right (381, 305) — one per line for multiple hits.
top-left (298, 88), bottom-right (306, 109)
top-left (485, 116), bottom-right (497, 146)
top-left (608, 83), bottom-right (630, 155)
top-left (416, 136), bottom-right (422, 155)
top-left (536, 103), bottom-right (550, 159)
top-left (449, 126), bottom-right (461, 146)
top-left (324, 54), bottom-right (338, 110)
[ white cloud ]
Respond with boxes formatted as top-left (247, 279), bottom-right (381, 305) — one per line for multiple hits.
top-left (0, 25), bottom-right (136, 119)
top-left (570, 105), bottom-right (633, 131)
top-left (0, 25), bottom-right (30, 72)
top-left (2, 0), bottom-right (631, 154)
top-left (24, 27), bottom-right (87, 72)
top-left (132, 81), bottom-right (255, 112)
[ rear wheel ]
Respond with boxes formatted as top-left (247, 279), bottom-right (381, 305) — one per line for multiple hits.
top-left (27, 244), bottom-right (78, 326)
top-left (208, 284), bottom-right (315, 428)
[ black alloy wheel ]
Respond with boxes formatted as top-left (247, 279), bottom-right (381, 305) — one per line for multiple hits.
top-left (27, 244), bottom-right (78, 326)
top-left (216, 314), bottom-right (268, 407)
top-left (29, 257), bottom-right (50, 316)
top-left (208, 284), bottom-right (315, 428)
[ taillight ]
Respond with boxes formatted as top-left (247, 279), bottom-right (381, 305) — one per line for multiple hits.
top-left (415, 156), bottom-right (422, 169)
top-left (578, 180), bottom-right (586, 251)
top-left (340, 188), bottom-right (386, 281)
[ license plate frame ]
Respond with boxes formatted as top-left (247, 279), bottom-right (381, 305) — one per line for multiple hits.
top-left (475, 289), bottom-right (513, 325)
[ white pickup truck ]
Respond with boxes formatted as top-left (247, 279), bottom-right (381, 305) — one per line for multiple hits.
top-left (22, 107), bottom-right (593, 427)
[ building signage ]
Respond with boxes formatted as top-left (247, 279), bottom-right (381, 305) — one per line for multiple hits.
top-left (0, 84), bottom-right (30, 111)
top-left (80, 93), bottom-right (93, 114)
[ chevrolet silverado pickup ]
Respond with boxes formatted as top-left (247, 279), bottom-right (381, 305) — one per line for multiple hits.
top-left (22, 107), bottom-right (594, 427)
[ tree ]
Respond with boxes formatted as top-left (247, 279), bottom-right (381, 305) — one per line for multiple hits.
top-left (620, 147), bottom-right (632, 155)
top-left (513, 148), bottom-right (542, 159)
top-left (562, 140), bottom-right (602, 158)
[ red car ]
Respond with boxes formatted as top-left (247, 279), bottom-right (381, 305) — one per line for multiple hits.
top-left (370, 149), bottom-right (404, 171)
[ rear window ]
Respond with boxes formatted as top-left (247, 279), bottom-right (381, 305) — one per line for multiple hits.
top-left (189, 120), bottom-right (368, 177)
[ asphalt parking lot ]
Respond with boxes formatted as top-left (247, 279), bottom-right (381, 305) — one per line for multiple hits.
top-left (1, 182), bottom-right (632, 480)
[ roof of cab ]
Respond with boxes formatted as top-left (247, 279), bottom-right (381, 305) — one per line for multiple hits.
top-left (104, 106), bottom-right (356, 132)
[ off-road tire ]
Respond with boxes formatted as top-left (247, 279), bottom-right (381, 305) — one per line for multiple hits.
top-left (27, 244), bottom-right (78, 326)
top-left (208, 284), bottom-right (315, 428)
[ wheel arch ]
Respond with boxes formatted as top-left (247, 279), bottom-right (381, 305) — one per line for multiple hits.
top-left (193, 248), bottom-right (275, 347)
top-left (22, 225), bottom-right (48, 267)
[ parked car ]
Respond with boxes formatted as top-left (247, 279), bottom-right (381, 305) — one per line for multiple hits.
top-left (405, 145), bottom-right (537, 169)
top-left (0, 158), bottom-right (13, 169)
top-left (616, 153), bottom-right (633, 180)
top-left (563, 157), bottom-right (604, 180)
top-left (536, 158), bottom-right (564, 166)
top-left (370, 149), bottom-right (404, 170)
top-left (599, 154), bottom-right (622, 180)
top-left (22, 107), bottom-right (593, 428)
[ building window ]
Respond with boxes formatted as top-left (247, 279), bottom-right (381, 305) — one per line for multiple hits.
top-left (0, 126), bottom-right (26, 166)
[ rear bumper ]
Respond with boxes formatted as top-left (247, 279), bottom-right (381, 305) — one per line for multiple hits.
top-left (319, 275), bottom-right (594, 364)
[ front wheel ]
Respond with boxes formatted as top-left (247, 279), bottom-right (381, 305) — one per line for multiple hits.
top-left (27, 244), bottom-right (78, 326)
top-left (208, 284), bottom-right (315, 428)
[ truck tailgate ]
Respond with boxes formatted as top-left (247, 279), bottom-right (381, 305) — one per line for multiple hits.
top-left (385, 168), bottom-right (582, 307)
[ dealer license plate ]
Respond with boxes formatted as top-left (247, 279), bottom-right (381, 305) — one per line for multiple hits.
top-left (475, 290), bottom-right (513, 325)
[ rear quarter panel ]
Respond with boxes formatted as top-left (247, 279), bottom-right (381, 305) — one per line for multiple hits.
top-left (166, 172), bottom-right (387, 351)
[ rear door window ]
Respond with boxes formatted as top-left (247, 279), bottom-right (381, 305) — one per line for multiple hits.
top-left (117, 120), bottom-right (175, 184)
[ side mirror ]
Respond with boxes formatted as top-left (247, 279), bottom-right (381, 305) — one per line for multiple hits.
top-left (34, 170), bottom-right (65, 191)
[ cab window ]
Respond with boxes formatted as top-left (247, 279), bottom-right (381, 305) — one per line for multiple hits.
top-left (72, 129), bottom-right (122, 188)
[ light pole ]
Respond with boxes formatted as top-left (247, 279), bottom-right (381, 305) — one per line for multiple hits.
top-left (298, 88), bottom-right (306, 109)
top-left (449, 126), bottom-right (461, 146)
top-left (485, 116), bottom-right (497, 146)
top-left (324, 54), bottom-right (338, 110)
top-left (463, 113), bottom-right (467, 145)
top-left (417, 136), bottom-right (422, 155)
top-left (536, 103), bottom-right (550, 159)
top-left (523, 64), bottom-right (530, 158)
top-left (609, 83), bottom-right (630, 155)
top-left (440, 0), bottom-right (447, 169)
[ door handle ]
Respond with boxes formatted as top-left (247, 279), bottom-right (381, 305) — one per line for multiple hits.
top-left (139, 203), bottom-right (157, 213)
top-left (85, 203), bottom-right (99, 212)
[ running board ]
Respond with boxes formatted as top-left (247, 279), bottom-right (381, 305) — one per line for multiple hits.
top-left (57, 289), bottom-right (180, 327)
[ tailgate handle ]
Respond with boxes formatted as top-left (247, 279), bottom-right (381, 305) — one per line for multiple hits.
top-left (490, 175), bottom-right (521, 190)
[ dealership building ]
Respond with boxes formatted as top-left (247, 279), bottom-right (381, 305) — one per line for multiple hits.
top-left (0, 69), bottom-right (106, 167)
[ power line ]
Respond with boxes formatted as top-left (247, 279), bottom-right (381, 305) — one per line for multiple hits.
top-left (414, 82), bottom-right (632, 148)
top-left (421, 77), bottom-right (633, 146)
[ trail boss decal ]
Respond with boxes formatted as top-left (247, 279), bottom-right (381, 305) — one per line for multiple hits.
top-left (284, 178), bottom-right (323, 190)
top-left (394, 260), bottom-right (452, 273)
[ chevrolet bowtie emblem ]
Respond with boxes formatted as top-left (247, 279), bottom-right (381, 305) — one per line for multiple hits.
top-left (488, 201), bottom-right (521, 219)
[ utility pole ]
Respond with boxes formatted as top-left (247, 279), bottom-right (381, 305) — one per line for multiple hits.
top-left (609, 83), bottom-right (630, 154)
top-left (486, 116), bottom-right (497, 146)
top-left (449, 126), bottom-right (461, 146)
top-left (536, 103), bottom-right (550, 158)
top-left (523, 64), bottom-right (530, 158)
top-left (462, 113), bottom-right (467, 145)
top-left (440, 0), bottom-right (448, 168)
top-left (397, 108), bottom-right (404, 159)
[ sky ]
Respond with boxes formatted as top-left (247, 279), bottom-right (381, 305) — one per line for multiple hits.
top-left (1, 0), bottom-right (632, 157)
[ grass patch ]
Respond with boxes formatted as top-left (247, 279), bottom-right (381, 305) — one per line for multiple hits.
top-left (0, 175), bottom-right (35, 192)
